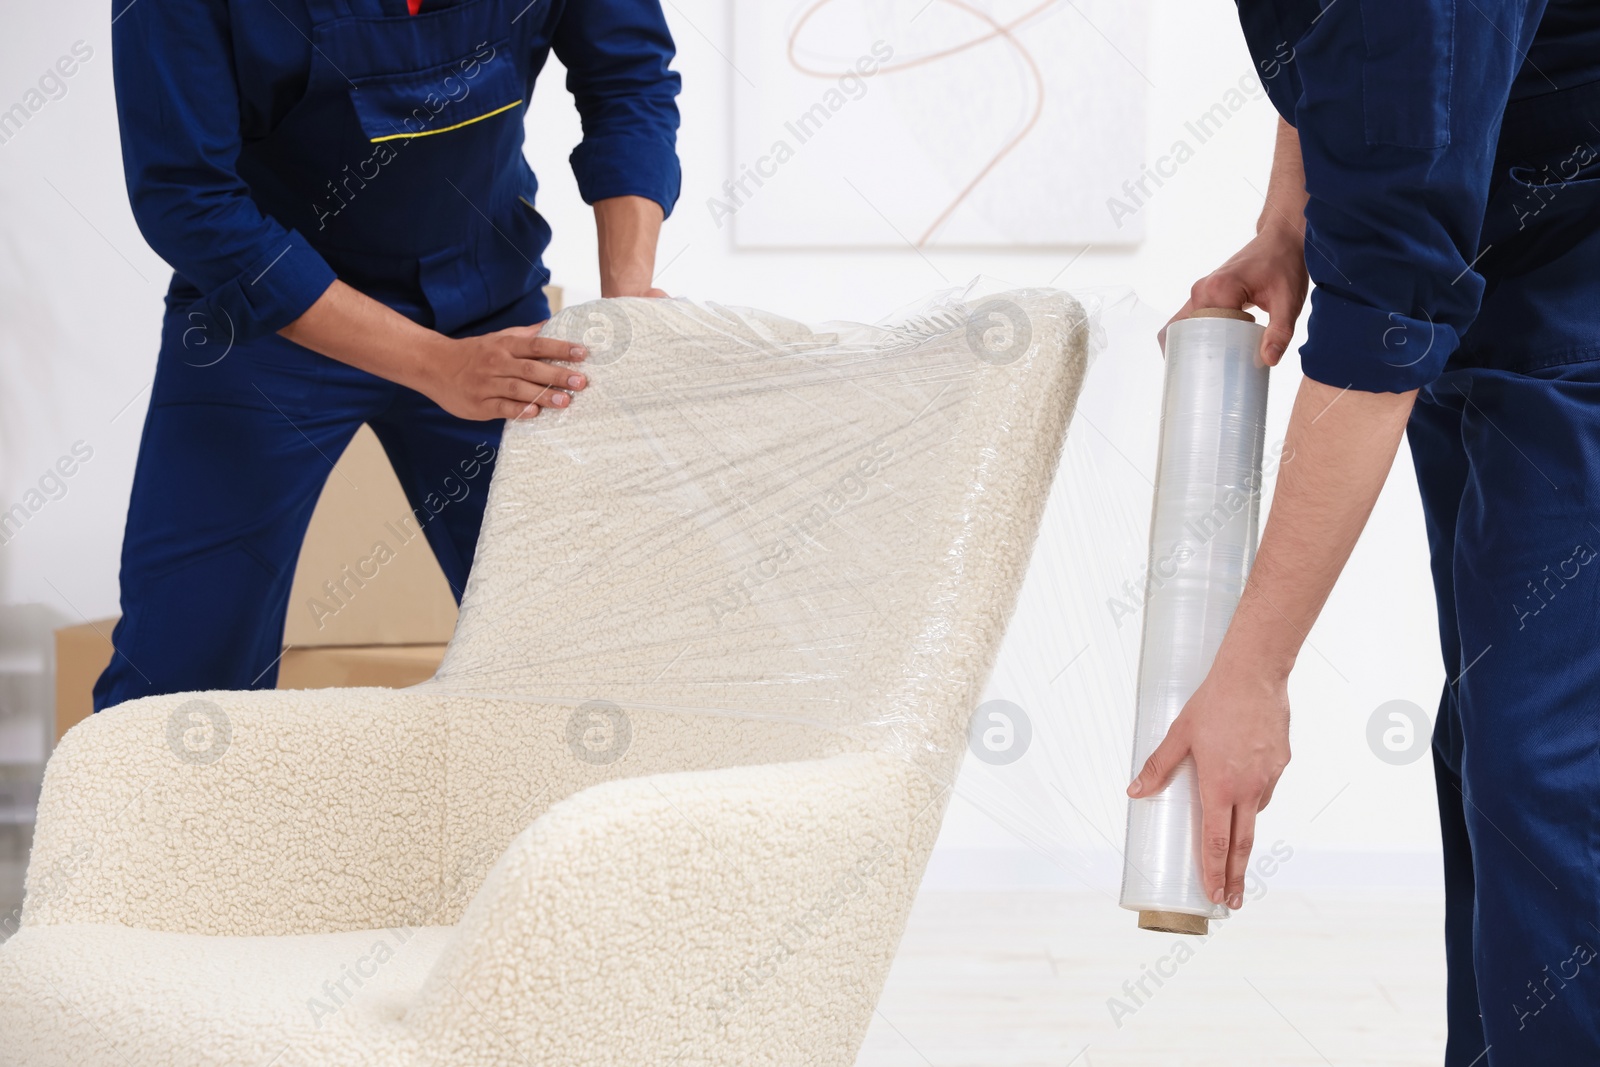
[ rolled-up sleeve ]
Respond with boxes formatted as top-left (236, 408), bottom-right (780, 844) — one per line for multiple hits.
top-left (114, 0), bottom-right (335, 341)
top-left (553, 0), bottom-right (682, 217)
top-left (1238, 0), bottom-right (1543, 392)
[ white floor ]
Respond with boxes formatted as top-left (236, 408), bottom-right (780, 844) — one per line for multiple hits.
top-left (0, 850), bottom-right (1449, 1064)
top-left (858, 888), bottom-right (1448, 1067)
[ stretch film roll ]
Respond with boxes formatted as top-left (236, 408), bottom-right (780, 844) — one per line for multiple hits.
top-left (1119, 308), bottom-right (1269, 935)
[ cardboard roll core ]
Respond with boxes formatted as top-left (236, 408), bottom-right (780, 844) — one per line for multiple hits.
top-left (1139, 910), bottom-right (1209, 936)
top-left (1189, 306), bottom-right (1257, 322)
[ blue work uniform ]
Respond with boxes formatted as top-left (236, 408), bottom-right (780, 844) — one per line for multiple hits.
top-left (1239, 0), bottom-right (1600, 1061)
top-left (96, 0), bottom-right (680, 711)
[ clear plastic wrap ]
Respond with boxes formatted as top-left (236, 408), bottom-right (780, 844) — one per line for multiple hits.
top-left (1118, 310), bottom-right (1269, 933)
top-left (418, 286), bottom-right (1095, 769)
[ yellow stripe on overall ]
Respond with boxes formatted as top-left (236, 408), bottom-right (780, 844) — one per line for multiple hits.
top-left (369, 100), bottom-right (522, 143)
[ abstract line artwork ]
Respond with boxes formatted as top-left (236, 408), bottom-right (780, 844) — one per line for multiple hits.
top-left (727, 0), bottom-right (1148, 248)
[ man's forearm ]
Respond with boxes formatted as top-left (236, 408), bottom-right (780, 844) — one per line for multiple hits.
top-left (1259, 117), bottom-right (1308, 238)
top-left (279, 278), bottom-right (449, 394)
top-left (594, 195), bottom-right (665, 297)
top-left (1216, 377), bottom-right (1416, 679)
top-left (1206, 113), bottom-right (1414, 674)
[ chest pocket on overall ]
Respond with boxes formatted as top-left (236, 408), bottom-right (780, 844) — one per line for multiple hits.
top-left (348, 40), bottom-right (521, 144)
top-left (1358, 0), bottom-right (1455, 149)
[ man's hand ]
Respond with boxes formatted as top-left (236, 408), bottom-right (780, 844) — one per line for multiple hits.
top-left (417, 324), bottom-right (588, 422)
top-left (1163, 117), bottom-right (1310, 366)
top-left (1165, 222), bottom-right (1308, 366)
top-left (1127, 649), bottom-right (1291, 911)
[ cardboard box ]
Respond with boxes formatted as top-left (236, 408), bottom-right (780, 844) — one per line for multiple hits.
top-left (276, 644), bottom-right (445, 690)
top-left (282, 425), bottom-right (461, 647)
top-left (54, 621), bottom-right (115, 744)
top-left (54, 620), bottom-right (445, 742)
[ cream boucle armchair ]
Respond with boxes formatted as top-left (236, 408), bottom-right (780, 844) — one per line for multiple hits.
top-left (0, 291), bottom-right (1088, 1067)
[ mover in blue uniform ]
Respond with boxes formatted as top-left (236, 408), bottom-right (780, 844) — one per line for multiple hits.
top-left (1128, 2), bottom-right (1600, 1062)
top-left (97, 0), bottom-right (680, 710)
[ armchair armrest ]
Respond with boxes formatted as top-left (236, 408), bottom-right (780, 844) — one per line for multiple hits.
top-left (409, 751), bottom-right (943, 1067)
top-left (23, 688), bottom-right (445, 937)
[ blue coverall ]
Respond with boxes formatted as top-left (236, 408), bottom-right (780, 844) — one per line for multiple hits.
top-left (96, 0), bottom-right (680, 710)
top-left (1238, 1), bottom-right (1600, 1061)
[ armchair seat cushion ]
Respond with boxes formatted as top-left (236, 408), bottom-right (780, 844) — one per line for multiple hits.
top-left (0, 923), bottom-right (453, 1066)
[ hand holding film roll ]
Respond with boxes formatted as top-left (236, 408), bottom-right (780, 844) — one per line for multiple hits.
top-left (1119, 308), bottom-right (1269, 936)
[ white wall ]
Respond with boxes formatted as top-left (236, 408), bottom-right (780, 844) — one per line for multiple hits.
top-left (0, 0), bottom-right (1445, 873)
